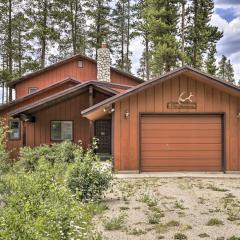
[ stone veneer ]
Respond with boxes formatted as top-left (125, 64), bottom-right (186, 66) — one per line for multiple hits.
top-left (97, 46), bottom-right (111, 82)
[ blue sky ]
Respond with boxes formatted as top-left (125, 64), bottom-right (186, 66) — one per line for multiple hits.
top-left (131, 0), bottom-right (240, 82)
top-left (212, 0), bottom-right (240, 81)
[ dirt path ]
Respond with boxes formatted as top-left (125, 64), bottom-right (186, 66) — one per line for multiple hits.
top-left (95, 178), bottom-right (240, 240)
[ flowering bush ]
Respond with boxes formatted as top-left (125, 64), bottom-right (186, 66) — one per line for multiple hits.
top-left (68, 148), bottom-right (113, 202)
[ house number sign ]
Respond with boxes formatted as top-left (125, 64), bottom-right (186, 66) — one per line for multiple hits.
top-left (167, 91), bottom-right (197, 109)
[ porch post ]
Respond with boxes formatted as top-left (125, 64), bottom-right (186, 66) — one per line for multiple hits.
top-left (89, 86), bottom-right (94, 142)
top-left (22, 121), bottom-right (26, 147)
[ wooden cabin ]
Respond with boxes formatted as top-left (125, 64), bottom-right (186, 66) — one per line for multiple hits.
top-left (82, 66), bottom-right (240, 173)
top-left (0, 44), bottom-right (143, 157)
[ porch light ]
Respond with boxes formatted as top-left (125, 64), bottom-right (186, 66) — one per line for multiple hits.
top-left (103, 107), bottom-right (115, 114)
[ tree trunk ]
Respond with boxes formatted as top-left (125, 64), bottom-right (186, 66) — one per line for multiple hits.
top-left (181, 0), bottom-right (186, 66)
top-left (41, 0), bottom-right (48, 68)
top-left (126, 0), bottom-right (130, 72)
top-left (145, 35), bottom-right (150, 81)
top-left (18, 29), bottom-right (22, 75)
top-left (8, 0), bottom-right (13, 101)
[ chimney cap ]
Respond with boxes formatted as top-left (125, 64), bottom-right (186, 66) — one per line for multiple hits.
top-left (101, 42), bottom-right (108, 48)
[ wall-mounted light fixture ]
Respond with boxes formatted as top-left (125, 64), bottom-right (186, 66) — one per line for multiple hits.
top-left (124, 111), bottom-right (130, 119)
top-left (103, 106), bottom-right (115, 114)
top-left (237, 113), bottom-right (240, 119)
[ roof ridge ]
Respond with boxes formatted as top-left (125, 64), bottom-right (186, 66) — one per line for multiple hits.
top-left (8, 53), bottom-right (144, 87)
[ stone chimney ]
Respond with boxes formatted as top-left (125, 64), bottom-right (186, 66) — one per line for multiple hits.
top-left (97, 42), bottom-right (111, 82)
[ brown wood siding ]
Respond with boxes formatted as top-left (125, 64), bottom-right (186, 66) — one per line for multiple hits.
top-left (140, 115), bottom-right (222, 172)
top-left (15, 59), bottom-right (139, 98)
top-left (114, 74), bottom-right (240, 172)
top-left (4, 90), bottom-right (110, 153)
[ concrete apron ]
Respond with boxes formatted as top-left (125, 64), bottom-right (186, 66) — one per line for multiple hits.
top-left (114, 172), bottom-right (240, 179)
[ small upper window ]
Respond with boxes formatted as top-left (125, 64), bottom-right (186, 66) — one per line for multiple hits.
top-left (78, 60), bottom-right (83, 68)
top-left (9, 120), bottom-right (21, 140)
top-left (28, 87), bottom-right (38, 95)
top-left (51, 121), bottom-right (73, 141)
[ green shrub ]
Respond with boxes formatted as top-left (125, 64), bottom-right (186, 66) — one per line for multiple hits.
top-left (18, 141), bottom-right (83, 171)
top-left (67, 148), bottom-right (113, 201)
top-left (0, 160), bottom-right (99, 240)
top-left (206, 218), bottom-right (224, 226)
top-left (174, 233), bottom-right (187, 239)
top-left (0, 119), bottom-right (10, 174)
top-left (104, 214), bottom-right (125, 230)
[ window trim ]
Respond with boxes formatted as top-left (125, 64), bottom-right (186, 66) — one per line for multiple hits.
top-left (28, 87), bottom-right (39, 95)
top-left (8, 119), bottom-right (21, 141)
top-left (77, 60), bottom-right (84, 68)
top-left (50, 120), bottom-right (73, 142)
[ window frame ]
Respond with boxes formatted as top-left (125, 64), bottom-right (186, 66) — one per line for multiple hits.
top-left (50, 120), bottom-right (73, 142)
top-left (8, 119), bottom-right (21, 141)
top-left (77, 60), bottom-right (84, 68)
top-left (28, 87), bottom-right (39, 95)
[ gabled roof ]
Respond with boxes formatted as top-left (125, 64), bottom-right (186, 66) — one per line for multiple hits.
top-left (82, 66), bottom-right (240, 119)
top-left (8, 53), bottom-right (144, 87)
top-left (9, 81), bottom-right (127, 118)
top-left (0, 77), bottom-right (80, 112)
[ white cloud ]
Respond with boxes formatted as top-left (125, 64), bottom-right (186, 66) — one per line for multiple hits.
top-left (130, 36), bottom-right (144, 75)
top-left (211, 13), bottom-right (240, 81)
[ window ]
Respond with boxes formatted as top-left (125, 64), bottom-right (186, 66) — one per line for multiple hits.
top-left (77, 60), bottom-right (83, 68)
top-left (9, 120), bottom-right (21, 140)
top-left (28, 87), bottom-right (38, 94)
top-left (51, 121), bottom-right (73, 141)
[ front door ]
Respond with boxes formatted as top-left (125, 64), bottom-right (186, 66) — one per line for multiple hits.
top-left (95, 119), bottom-right (112, 155)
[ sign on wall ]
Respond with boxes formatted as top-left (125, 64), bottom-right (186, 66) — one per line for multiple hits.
top-left (167, 92), bottom-right (197, 109)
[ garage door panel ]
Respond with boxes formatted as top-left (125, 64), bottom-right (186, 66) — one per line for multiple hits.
top-left (142, 158), bottom-right (221, 164)
top-left (141, 123), bottom-right (221, 130)
top-left (141, 143), bottom-right (221, 151)
top-left (141, 115), bottom-right (222, 172)
top-left (141, 150), bottom-right (221, 158)
top-left (142, 129), bottom-right (221, 138)
top-left (142, 116), bottom-right (221, 124)
top-left (141, 137), bottom-right (221, 144)
top-left (142, 165), bottom-right (221, 172)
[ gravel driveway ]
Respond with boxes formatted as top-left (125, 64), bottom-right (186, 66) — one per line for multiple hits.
top-left (95, 177), bottom-right (240, 240)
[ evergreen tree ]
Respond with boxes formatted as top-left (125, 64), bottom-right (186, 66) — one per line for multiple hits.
top-left (137, 49), bottom-right (150, 80)
top-left (225, 59), bottom-right (235, 83)
top-left (144, 0), bottom-right (182, 75)
top-left (136, 0), bottom-right (151, 80)
top-left (218, 55), bottom-right (227, 79)
top-left (205, 44), bottom-right (217, 75)
top-left (186, 0), bottom-right (222, 68)
top-left (111, 0), bottom-right (136, 72)
top-left (25, 0), bottom-right (60, 68)
top-left (218, 55), bottom-right (235, 83)
top-left (51, 0), bottom-right (87, 60)
top-left (85, 0), bottom-right (111, 57)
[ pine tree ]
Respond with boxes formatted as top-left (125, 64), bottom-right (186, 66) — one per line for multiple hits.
top-left (218, 55), bottom-right (235, 83)
top-left (85, 0), bottom-right (111, 57)
top-left (136, 0), bottom-right (152, 80)
top-left (186, 0), bottom-right (222, 68)
top-left (25, 0), bottom-right (60, 68)
top-left (111, 0), bottom-right (136, 72)
top-left (218, 55), bottom-right (227, 79)
top-left (144, 0), bottom-right (182, 75)
top-left (225, 59), bottom-right (235, 84)
top-left (51, 0), bottom-right (87, 60)
top-left (205, 44), bottom-right (217, 75)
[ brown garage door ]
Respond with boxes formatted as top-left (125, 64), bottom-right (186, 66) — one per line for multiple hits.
top-left (140, 115), bottom-right (222, 172)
